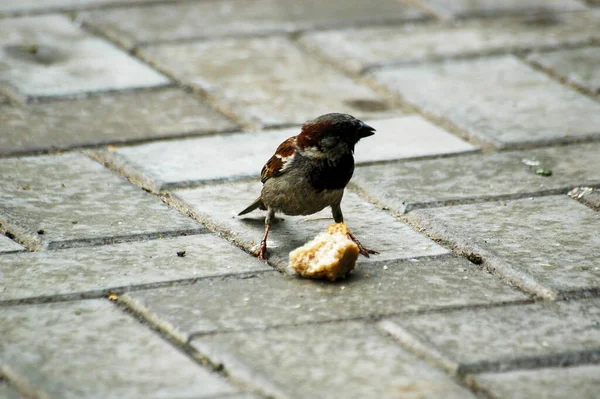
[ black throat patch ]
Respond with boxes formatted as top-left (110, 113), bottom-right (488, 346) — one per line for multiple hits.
top-left (303, 152), bottom-right (355, 191)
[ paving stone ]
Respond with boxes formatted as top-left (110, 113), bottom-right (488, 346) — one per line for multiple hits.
top-left (0, 88), bottom-right (237, 156)
top-left (140, 37), bottom-right (398, 126)
top-left (528, 46), bottom-right (600, 94)
top-left (383, 298), bottom-right (600, 373)
top-left (192, 321), bottom-right (474, 399)
top-left (417, 0), bottom-right (587, 19)
top-left (0, 0), bottom-right (158, 14)
top-left (174, 182), bottom-right (449, 269)
top-left (300, 13), bottom-right (600, 73)
top-left (81, 0), bottom-right (426, 49)
top-left (475, 365), bottom-right (600, 399)
top-left (569, 186), bottom-right (600, 210)
top-left (580, 190), bottom-right (600, 210)
top-left (408, 196), bottom-right (600, 298)
top-left (99, 115), bottom-right (475, 192)
top-left (353, 142), bottom-right (600, 213)
top-left (0, 235), bottom-right (270, 302)
top-left (0, 153), bottom-right (202, 250)
top-left (0, 300), bottom-right (236, 399)
top-left (0, 234), bottom-right (24, 253)
top-left (0, 15), bottom-right (169, 99)
top-left (0, 383), bottom-right (21, 399)
top-left (371, 55), bottom-right (600, 147)
top-left (124, 256), bottom-right (525, 340)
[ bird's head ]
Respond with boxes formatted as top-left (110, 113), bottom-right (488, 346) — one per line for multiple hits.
top-left (297, 113), bottom-right (375, 159)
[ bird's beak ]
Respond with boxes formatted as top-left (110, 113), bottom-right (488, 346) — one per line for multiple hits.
top-left (358, 122), bottom-right (376, 138)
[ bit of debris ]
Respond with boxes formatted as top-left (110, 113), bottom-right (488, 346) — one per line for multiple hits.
top-left (383, 265), bottom-right (388, 270)
top-left (107, 145), bottom-right (118, 152)
top-left (37, 229), bottom-right (45, 235)
top-left (365, 273), bottom-right (371, 279)
top-left (535, 168), bottom-right (552, 176)
top-left (176, 250), bottom-right (186, 257)
top-left (568, 187), bottom-right (594, 199)
top-left (108, 293), bottom-right (118, 301)
top-left (521, 158), bottom-right (540, 166)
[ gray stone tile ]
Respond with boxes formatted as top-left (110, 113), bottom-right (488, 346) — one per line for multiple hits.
top-left (124, 256), bottom-right (526, 340)
top-left (98, 115), bottom-right (475, 192)
top-left (300, 13), bottom-right (600, 73)
top-left (408, 196), bottom-right (600, 298)
top-left (0, 234), bottom-right (24, 253)
top-left (0, 15), bottom-right (169, 99)
top-left (0, 153), bottom-right (202, 250)
top-left (81, 0), bottom-right (426, 49)
top-left (0, 383), bottom-right (21, 399)
top-left (0, 0), bottom-right (158, 13)
top-left (371, 55), bottom-right (600, 147)
top-left (528, 46), bottom-right (600, 94)
top-left (569, 186), bottom-right (600, 210)
top-left (192, 321), bottom-right (474, 399)
top-left (173, 182), bottom-right (449, 269)
top-left (418, 0), bottom-right (586, 19)
top-left (353, 142), bottom-right (600, 213)
top-left (383, 298), bottom-right (600, 373)
top-left (0, 88), bottom-right (237, 156)
top-left (140, 36), bottom-right (398, 126)
top-left (0, 235), bottom-right (270, 302)
top-left (0, 300), bottom-right (236, 399)
top-left (475, 365), bottom-right (600, 399)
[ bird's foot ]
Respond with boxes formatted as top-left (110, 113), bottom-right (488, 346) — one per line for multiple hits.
top-left (347, 231), bottom-right (379, 258)
top-left (254, 241), bottom-right (268, 261)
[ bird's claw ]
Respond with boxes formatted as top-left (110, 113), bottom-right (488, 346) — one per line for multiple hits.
top-left (347, 231), bottom-right (378, 258)
top-left (254, 241), bottom-right (268, 261)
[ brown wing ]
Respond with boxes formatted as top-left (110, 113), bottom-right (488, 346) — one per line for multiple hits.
top-left (261, 136), bottom-right (296, 183)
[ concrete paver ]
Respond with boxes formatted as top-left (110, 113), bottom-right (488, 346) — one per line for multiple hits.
top-left (0, 15), bottom-right (169, 98)
top-left (124, 256), bottom-right (525, 340)
top-left (371, 55), bottom-right (600, 147)
top-left (96, 115), bottom-right (475, 192)
top-left (80, 0), bottom-right (426, 49)
top-left (0, 234), bottom-right (270, 302)
top-left (0, 300), bottom-right (237, 399)
top-left (0, 234), bottom-right (24, 253)
top-left (0, 0), bottom-right (158, 13)
top-left (300, 13), bottom-right (600, 73)
top-left (0, 383), bottom-right (21, 399)
top-left (0, 88), bottom-right (237, 156)
top-left (174, 182), bottom-right (449, 269)
top-left (0, 153), bottom-right (202, 250)
top-left (352, 142), bottom-right (600, 213)
top-left (192, 321), bottom-right (475, 399)
top-left (475, 365), bottom-right (600, 399)
top-left (527, 46), bottom-right (600, 94)
top-left (417, 0), bottom-right (587, 19)
top-left (383, 298), bottom-right (600, 373)
top-left (408, 196), bottom-right (600, 298)
top-left (140, 36), bottom-right (398, 126)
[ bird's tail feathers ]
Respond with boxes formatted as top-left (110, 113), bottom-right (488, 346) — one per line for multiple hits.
top-left (238, 197), bottom-right (265, 216)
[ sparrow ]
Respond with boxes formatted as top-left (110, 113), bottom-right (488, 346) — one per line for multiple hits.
top-left (238, 113), bottom-right (378, 260)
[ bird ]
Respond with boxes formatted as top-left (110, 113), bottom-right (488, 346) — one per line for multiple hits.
top-left (238, 112), bottom-right (378, 260)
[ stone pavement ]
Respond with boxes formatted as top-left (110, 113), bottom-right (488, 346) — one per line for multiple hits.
top-left (1, 0), bottom-right (599, 398)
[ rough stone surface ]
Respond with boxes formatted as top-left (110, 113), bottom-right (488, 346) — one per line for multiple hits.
top-left (0, 0), bottom-right (158, 13)
top-left (0, 234), bottom-right (24, 253)
top-left (300, 13), bottom-right (600, 73)
top-left (417, 0), bottom-right (587, 19)
top-left (125, 256), bottom-right (525, 340)
top-left (353, 142), bottom-right (600, 213)
top-left (0, 235), bottom-right (270, 302)
top-left (0, 383), bottom-right (21, 399)
top-left (408, 196), bottom-right (600, 297)
top-left (192, 321), bottom-right (474, 399)
top-left (81, 0), bottom-right (426, 48)
top-left (100, 115), bottom-right (474, 192)
top-left (0, 88), bottom-right (237, 156)
top-left (371, 55), bottom-right (600, 147)
top-left (580, 190), bottom-right (600, 210)
top-left (174, 182), bottom-right (449, 269)
top-left (140, 37), bottom-right (398, 126)
top-left (528, 46), bottom-right (600, 94)
top-left (0, 153), bottom-right (202, 250)
top-left (475, 365), bottom-right (600, 399)
top-left (0, 15), bottom-right (169, 98)
top-left (384, 298), bottom-right (600, 373)
top-left (0, 300), bottom-right (236, 399)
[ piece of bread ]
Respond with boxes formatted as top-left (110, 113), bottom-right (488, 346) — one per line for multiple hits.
top-left (288, 223), bottom-right (360, 281)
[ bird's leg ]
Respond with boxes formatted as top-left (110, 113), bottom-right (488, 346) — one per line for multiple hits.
top-left (331, 202), bottom-right (378, 258)
top-left (255, 208), bottom-right (275, 260)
